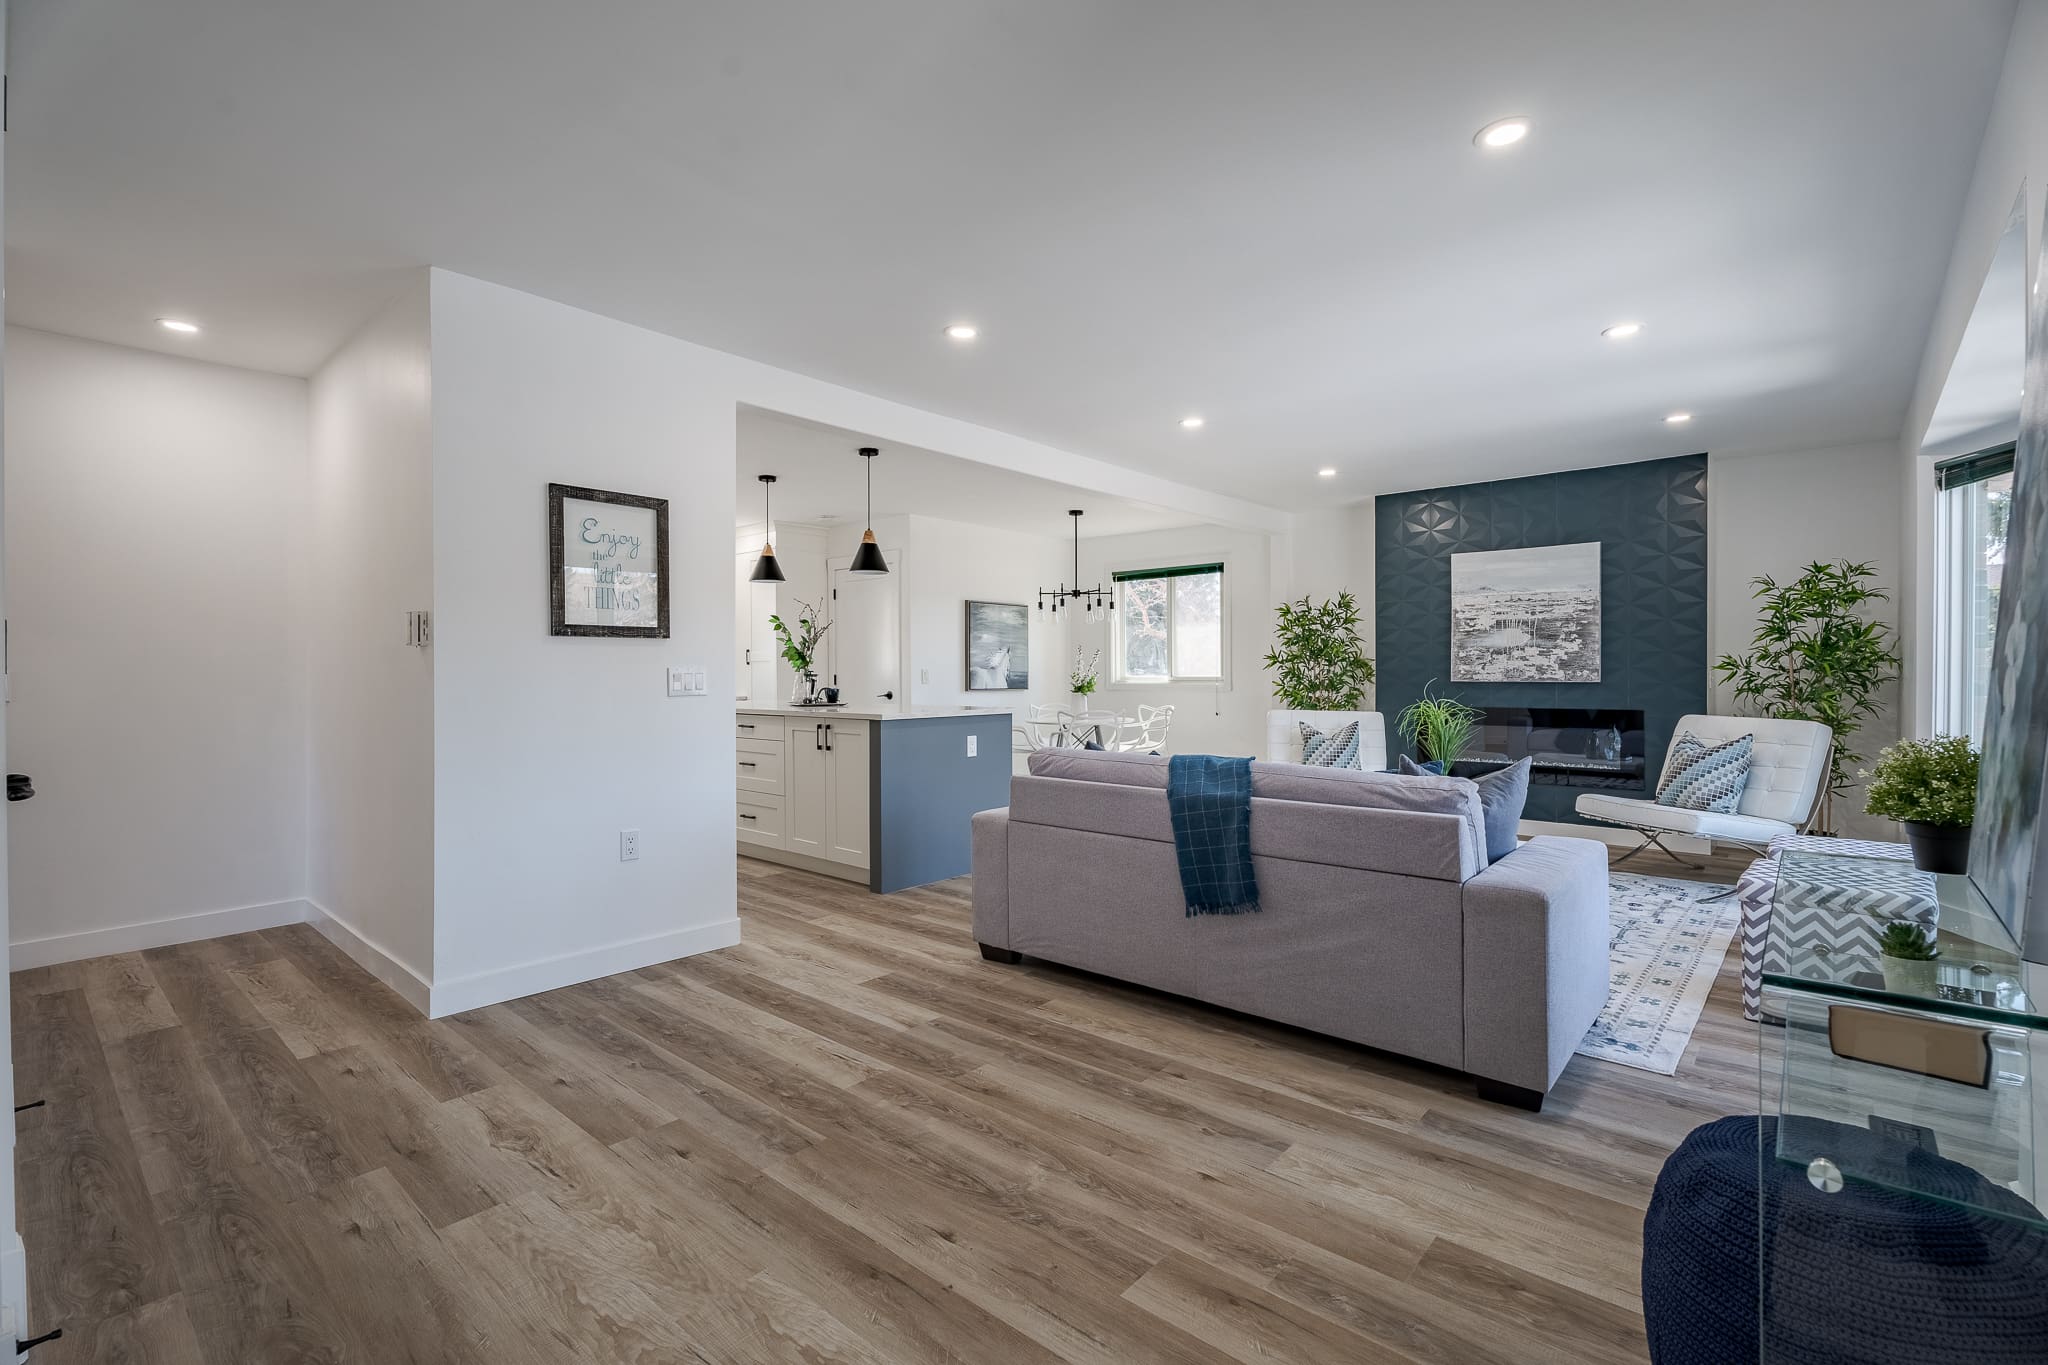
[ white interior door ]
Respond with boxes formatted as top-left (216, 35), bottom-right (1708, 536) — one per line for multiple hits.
top-left (732, 552), bottom-right (777, 702)
top-left (829, 554), bottom-right (902, 707)
top-left (0, 12), bottom-right (29, 1344)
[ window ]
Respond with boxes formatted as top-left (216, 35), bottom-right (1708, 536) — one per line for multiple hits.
top-left (1933, 444), bottom-right (2014, 743)
top-left (1113, 563), bottom-right (1225, 682)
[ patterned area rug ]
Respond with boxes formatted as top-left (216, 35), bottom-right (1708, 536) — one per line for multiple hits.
top-left (1576, 871), bottom-right (1740, 1075)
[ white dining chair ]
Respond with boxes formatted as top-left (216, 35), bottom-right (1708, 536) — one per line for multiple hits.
top-left (1014, 704), bottom-right (1066, 752)
top-left (1127, 703), bottom-right (1174, 752)
top-left (1068, 708), bottom-right (1125, 749)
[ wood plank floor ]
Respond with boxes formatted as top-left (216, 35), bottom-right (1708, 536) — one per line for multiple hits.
top-left (12, 849), bottom-right (1761, 1364)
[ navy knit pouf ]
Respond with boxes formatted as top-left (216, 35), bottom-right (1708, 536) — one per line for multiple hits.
top-left (1642, 1115), bottom-right (2048, 1364)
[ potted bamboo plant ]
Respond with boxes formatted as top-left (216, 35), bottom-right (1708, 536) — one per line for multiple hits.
top-left (1862, 734), bottom-right (1978, 874)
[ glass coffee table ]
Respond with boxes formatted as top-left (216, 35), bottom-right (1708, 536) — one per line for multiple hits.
top-left (1750, 847), bottom-right (2048, 1360)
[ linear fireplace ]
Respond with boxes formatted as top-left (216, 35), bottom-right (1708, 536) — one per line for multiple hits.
top-left (1451, 707), bottom-right (1648, 791)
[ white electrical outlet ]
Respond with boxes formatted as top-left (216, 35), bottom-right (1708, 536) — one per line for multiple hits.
top-left (619, 829), bottom-right (640, 861)
top-left (920, 667), bottom-right (930, 684)
top-left (966, 734), bottom-right (978, 757)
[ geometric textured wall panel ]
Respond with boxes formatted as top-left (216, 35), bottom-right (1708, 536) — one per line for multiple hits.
top-left (1376, 454), bottom-right (1709, 826)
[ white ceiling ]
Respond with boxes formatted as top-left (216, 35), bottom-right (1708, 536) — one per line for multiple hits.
top-left (735, 407), bottom-right (1197, 539)
top-left (7, 1), bottom-right (2017, 509)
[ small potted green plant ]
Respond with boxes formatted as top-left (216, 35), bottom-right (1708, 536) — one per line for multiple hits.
top-left (1876, 919), bottom-right (1940, 996)
top-left (1862, 734), bottom-right (1978, 874)
top-left (1395, 682), bottom-right (1481, 773)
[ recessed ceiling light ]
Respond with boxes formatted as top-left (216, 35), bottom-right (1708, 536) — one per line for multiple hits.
top-left (1179, 415), bottom-right (1206, 430)
top-left (944, 323), bottom-right (979, 341)
top-left (1318, 467), bottom-right (1338, 478)
top-left (1664, 412), bottom-right (1693, 424)
top-left (1601, 321), bottom-right (1643, 340)
top-left (157, 318), bottom-right (200, 334)
top-left (1474, 117), bottom-right (1530, 149)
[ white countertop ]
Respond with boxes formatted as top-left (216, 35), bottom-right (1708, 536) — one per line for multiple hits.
top-left (736, 702), bottom-right (1016, 722)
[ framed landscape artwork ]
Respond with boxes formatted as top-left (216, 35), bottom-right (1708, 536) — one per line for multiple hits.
top-left (1449, 542), bottom-right (1601, 682)
top-left (966, 600), bottom-right (1030, 690)
top-left (548, 482), bottom-right (670, 638)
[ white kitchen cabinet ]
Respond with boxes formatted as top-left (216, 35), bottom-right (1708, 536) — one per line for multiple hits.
top-left (822, 721), bottom-right (870, 868)
top-left (742, 711), bottom-right (869, 875)
top-left (785, 720), bottom-right (832, 860)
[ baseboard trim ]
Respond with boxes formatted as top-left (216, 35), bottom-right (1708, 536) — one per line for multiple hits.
top-left (425, 918), bottom-right (743, 1018)
top-left (9, 898), bottom-right (312, 970)
top-left (305, 901), bottom-right (434, 1016)
top-left (738, 844), bottom-right (868, 884)
top-left (1, 1230), bottom-right (26, 1364)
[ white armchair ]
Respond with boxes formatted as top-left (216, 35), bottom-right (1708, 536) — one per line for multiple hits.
top-left (1575, 714), bottom-right (1832, 869)
top-left (1265, 710), bottom-right (1388, 769)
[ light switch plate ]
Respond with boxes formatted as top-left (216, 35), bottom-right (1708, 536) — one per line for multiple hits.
top-left (666, 667), bottom-right (686, 697)
top-left (966, 734), bottom-right (978, 757)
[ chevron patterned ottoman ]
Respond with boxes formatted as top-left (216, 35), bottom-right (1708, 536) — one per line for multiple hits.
top-left (1737, 835), bottom-right (1916, 1021)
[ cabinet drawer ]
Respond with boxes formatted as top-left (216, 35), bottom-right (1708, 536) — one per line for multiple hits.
top-left (737, 794), bottom-right (785, 847)
top-left (735, 739), bottom-right (784, 795)
top-left (734, 715), bottom-right (786, 742)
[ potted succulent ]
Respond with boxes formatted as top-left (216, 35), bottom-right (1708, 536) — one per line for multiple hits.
top-left (1862, 734), bottom-right (1978, 874)
top-left (1876, 919), bottom-right (1940, 996)
top-left (770, 598), bottom-right (832, 705)
top-left (1395, 682), bottom-right (1481, 774)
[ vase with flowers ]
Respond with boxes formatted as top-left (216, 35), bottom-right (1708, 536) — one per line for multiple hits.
top-left (770, 598), bottom-right (832, 705)
top-left (1070, 647), bottom-right (1102, 707)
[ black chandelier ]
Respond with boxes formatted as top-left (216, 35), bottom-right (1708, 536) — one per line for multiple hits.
top-left (1038, 510), bottom-right (1113, 615)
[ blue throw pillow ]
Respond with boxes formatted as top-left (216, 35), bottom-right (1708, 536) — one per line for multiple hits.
top-left (1297, 720), bottom-right (1363, 768)
top-left (1656, 732), bottom-right (1753, 813)
top-left (1400, 754), bottom-right (1530, 863)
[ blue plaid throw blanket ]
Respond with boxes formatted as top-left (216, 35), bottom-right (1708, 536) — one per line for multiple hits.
top-left (1167, 754), bottom-right (1260, 916)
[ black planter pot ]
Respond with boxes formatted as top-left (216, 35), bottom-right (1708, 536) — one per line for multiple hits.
top-left (1902, 820), bottom-right (1972, 875)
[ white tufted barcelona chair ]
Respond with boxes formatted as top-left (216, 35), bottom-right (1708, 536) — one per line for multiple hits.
top-left (1575, 715), bottom-right (1832, 872)
top-left (1265, 710), bottom-right (1389, 769)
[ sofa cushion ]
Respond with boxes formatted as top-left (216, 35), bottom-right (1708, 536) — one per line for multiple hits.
top-left (1026, 748), bottom-right (1487, 858)
top-left (1406, 754), bottom-right (1530, 863)
top-left (1577, 792), bottom-right (1792, 845)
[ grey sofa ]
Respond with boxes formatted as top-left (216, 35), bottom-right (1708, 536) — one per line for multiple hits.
top-left (971, 748), bottom-right (1612, 1109)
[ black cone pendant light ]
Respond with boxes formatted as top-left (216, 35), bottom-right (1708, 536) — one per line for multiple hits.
top-left (848, 446), bottom-right (891, 576)
top-left (749, 474), bottom-right (786, 582)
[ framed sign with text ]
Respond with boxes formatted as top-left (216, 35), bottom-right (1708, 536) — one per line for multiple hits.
top-left (548, 482), bottom-right (670, 638)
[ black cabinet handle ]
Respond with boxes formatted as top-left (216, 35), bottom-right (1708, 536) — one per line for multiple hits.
top-left (737, 760), bottom-right (756, 768)
top-left (737, 722), bottom-right (755, 730)
top-left (739, 813), bottom-right (757, 821)
top-left (815, 725), bottom-right (822, 751)
top-left (7, 774), bottom-right (33, 803)
top-left (824, 724), bottom-right (833, 752)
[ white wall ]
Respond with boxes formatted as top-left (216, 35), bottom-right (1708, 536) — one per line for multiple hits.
top-left (1072, 523), bottom-right (1276, 757)
top-left (1708, 440), bottom-right (1905, 838)
top-left (1902, 0), bottom-right (2046, 736)
top-left (1272, 503), bottom-right (1377, 705)
top-left (425, 269), bottom-right (740, 1013)
top-left (306, 283), bottom-right (437, 1006)
top-left (4, 327), bottom-right (311, 966)
top-left (898, 515), bottom-right (1069, 716)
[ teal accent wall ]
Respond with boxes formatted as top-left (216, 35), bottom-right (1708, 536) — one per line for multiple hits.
top-left (1375, 454), bottom-right (1709, 826)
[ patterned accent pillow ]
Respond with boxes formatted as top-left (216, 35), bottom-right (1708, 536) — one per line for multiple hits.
top-left (1656, 731), bottom-right (1754, 813)
top-left (1298, 720), bottom-right (1363, 769)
